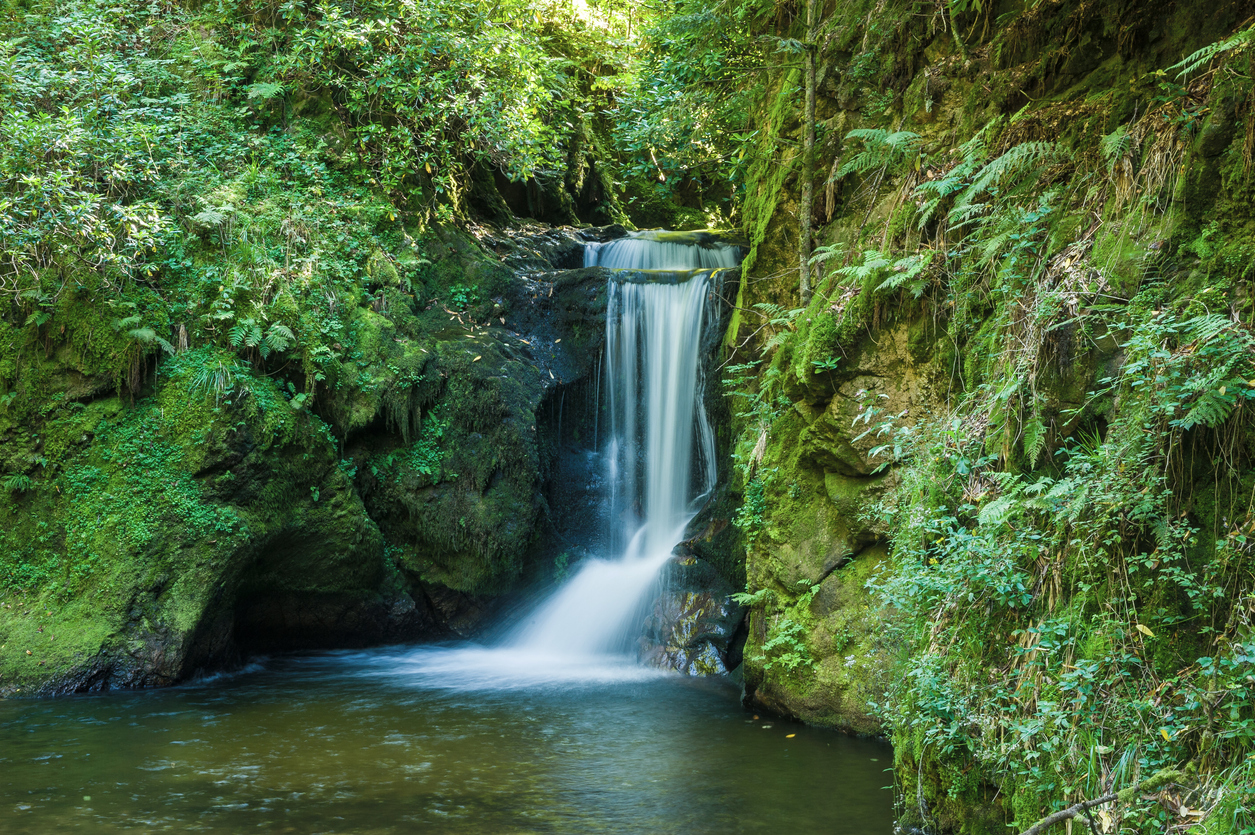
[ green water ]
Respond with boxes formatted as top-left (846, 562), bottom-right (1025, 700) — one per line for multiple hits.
top-left (0, 646), bottom-right (894, 834)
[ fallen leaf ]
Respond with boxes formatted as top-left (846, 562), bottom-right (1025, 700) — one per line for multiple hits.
top-left (1160, 727), bottom-right (1172, 741)
top-left (786, 733), bottom-right (796, 739)
top-left (554, 338), bottom-right (561, 343)
top-left (472, 356), bottom-right (482, 362)
top-left (1136, 623), bottom-right (1155, 638)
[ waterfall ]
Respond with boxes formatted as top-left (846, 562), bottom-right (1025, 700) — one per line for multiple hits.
top-left (397, 231), bottom-right (737, 689)
top-left (505, 232), bottom-right (735, 661)
top-left (585, 230), bottom-right (740, 271)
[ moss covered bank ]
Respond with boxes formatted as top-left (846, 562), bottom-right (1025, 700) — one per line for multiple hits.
top-left (723, 0), bottom-right (1255, 830)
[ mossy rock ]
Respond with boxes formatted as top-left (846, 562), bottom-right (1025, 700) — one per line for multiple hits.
top-left (0, 358), bottom-right (418, 696)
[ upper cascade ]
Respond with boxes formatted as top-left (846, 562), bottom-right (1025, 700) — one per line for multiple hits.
top-left (584, 230), bottom-right (739, 271)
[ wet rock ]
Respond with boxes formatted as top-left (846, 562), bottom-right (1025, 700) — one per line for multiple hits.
top-left (639, 553), bottom-right (746, 676)
top-left (469, 223), bottom-right (628, 273)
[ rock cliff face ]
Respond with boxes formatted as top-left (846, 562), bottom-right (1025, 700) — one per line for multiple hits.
top-left (0, 225), bottom-right (617, 695)
top-left (725, 0), bottom-right (1255, 828)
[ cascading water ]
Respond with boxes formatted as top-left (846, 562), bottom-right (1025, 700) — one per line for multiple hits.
top-left (395, 230), bottom-right (739, 689)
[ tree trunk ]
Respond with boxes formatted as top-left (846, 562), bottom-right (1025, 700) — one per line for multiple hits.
top-left (798, 0), bottom-right (817, 305)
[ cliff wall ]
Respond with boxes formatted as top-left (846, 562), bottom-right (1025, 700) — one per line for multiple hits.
top-left (726, 0), bottom-right (1255, 829)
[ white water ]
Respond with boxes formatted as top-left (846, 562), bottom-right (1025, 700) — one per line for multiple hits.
top-left (585, 230), bottom-right (740, 271)
top-left (400, 231), bottom-right (733, 689)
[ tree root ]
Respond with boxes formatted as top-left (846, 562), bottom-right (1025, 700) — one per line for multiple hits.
top-left (1017, 769), bottom-right (1186, 835)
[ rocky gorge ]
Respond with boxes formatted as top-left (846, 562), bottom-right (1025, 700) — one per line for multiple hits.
top-left (1, 0), bottom-right (1254, 831)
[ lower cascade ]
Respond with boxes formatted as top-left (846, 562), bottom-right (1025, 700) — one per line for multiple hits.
top-left (407, 231), bottom-right (737, 688)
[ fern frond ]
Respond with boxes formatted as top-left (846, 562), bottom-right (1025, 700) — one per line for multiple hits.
top-left (1175, 389), bottom-right (1234, 430)
top-left (763, 329), bottom-right (793, 352)
top-left (978, 495), bottom-right (1016, 527)
top-left (949, 141), bottom-right (1056, 221)
top-left (752, 302), bottom-right (804, 327)
top-left (914, 119), bottom-right (996, 229)
top-left (1172, 25), bottom-right (1255, 78)
top-left (264, 323), bottom-right (295, 353)
top-left (2, 473), bottom-right (35, 493)
top-left (1100, 126), bottom-right (1135, 173)
top-left (808, 243), bottom-right (845, 268)
top-left (838, 250), bottom-right (893, 283)
top-left (1185, 314), bottom-right (1233, 346)
top-left (838, 129), bottom-right (921, 178)
top-left (875, 252), bottom-right (935, 297)
top-left (1023, 412), bottom-right (1047, 463)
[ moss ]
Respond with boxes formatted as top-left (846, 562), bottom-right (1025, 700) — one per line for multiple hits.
top-left (0, 348), bottom-right (393, 694)
top-left (726, 2), bottom-right (1255, 829)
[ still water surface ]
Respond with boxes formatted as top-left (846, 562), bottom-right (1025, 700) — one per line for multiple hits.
top-left (1, 645), bottom-right (894, 834)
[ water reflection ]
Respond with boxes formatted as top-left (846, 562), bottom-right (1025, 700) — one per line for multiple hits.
top-left (0, 646), bottom-right (893, 834)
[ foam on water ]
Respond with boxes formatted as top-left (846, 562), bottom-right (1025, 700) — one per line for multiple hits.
top-left (584, 230), bottom-right (740, 270)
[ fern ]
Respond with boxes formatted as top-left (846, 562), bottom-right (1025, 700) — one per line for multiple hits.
top-left (916, 157), bottom-right (981, 229)
top-left (115, 314), bottom-right (174, 355)
top-left (949, 141), bottom-right (1057, 226)
top-left (753, 302), bottom-right (804, 353)
top-left (807, 242), bottom-right (845, 268)
top-left (1100, 126), bottom-right (1135, 174)
top-left (2, 473), bottom-right (35, 493)
top-left (1176, 389), bottom-right (1235, 431)
top-left (753, 302), bottom-right (804, 327)
top-left (977, 495), bottom-right (1017, 527)
top-left (228, 321), bottom-right (250, 348)
top-left (127, 327), bottom-right (174, 355)
top-left (731, 587), bottom-right (774, 607)
top-left (911, 119), bottom-right (999, 230)
top-left (838, 250), bottom-right (893, 283)
top-left (1129, 314), bottom-right (1255, 431)
top-left (837, 129), bottom-right (921, 178)
top-left (228, 318), bottom-right (265, 351)
top-left (876, 252), bottom-right (935, 298)
top-left (264, 323), bottom-right (296, 354)
top-left (1023, 411), bottom-right (1047, 464)
top-left (1172, 25), bottom-right (1255, 78)
top-left (1185, 313), bottom-right (1234, 347)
